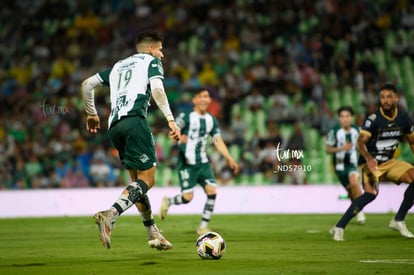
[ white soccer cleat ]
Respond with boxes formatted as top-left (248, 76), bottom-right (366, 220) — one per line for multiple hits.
top-left (94, 210), bottom-right (116, 249)
top-left (329, 226), bottom-right (344, 241)
top-left (356, 212), bottom-right (366, 225)
top-left (389, 219), bottom-right (414, 238)
top-left (159, 196), bottom-right (170, 220)
top-left (147, 224), bottom-right (173, 250)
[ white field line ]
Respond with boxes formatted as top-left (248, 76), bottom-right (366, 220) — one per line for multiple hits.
top-left (360, 259), bottom-right (414, 265)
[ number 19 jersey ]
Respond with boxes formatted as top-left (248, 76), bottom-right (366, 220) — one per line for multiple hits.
top-left (97, 53), bottom-right (164, 128)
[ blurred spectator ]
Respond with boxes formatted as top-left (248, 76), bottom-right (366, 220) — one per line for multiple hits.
top-left (362, 82), bottom-right (378, 111)
top-left (268, 89), bottom-right (289, 108)
top-left (266, 99), bottom-right (295, 126)
top-left (198, 62), bottom-right (219, 86)
top-left (62, 167), bottom-right (89, 188)
top-left (245, 88), bottom-right (265, 112)
top-left (257, 139), bottom-right (276, 180)
top-left (286, 122), bottom-right (306, 152)
top-left (89, 154), bottom-right (115, 187)
top-left (231, 114), bottom-right (247, 147)
top-left (391, 33), bottom-right (408, 58)
top-left (358, 53), bottom-right (378, 84)
top-left (166, 144), bottom-right (180, 170)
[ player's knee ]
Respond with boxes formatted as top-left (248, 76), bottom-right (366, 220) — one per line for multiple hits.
top-left (204, 185), bottom-right (216, 196)
top-left (182, 193), bottom-right (193, 203)
top-left (137, 167), bottom-right (156, 188)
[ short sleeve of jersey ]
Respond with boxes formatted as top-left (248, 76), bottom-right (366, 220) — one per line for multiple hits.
top-left (176, 112), bottom-right (187, 132)
top-left (407, 124), bottom-right (414, 136)
top-left (325, 128), bottom-right (336, 146)
top-left (210, 115), bottom-right (221, 137)
top-left (148, 58), bottom-right (164, 80)
top-left (403, 112), bottom-right (414, 136)
top-left (361, 113), bottom-right (377, 136)
top-left (97, 69), bottom-right (111, 86)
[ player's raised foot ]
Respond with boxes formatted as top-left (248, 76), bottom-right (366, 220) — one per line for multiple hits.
top-left (196, 227), bottom-right (211, 235)
top-left (94, 210), bottom-right (116, 249)
top-left (159, 196), bottom-right (170, 220)
top-left (329, 226), bottom-right (344, 241)
top-left (147, 224), bottom-right (173, 250)
top-left (389, 219), bottom-right (414, 238)
top-left (356, 212), bottom-right (366, 225)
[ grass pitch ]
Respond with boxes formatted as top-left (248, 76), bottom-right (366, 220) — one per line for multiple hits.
top-left (0, 214), bottom-right (413, 275)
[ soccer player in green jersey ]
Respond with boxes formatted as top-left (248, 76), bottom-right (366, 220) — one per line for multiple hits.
top-left (159, 88), bottom-right (239, 235)
top-left (326, 106), bottom-right (366, 224)
top-left (330, 83), bottom-right (414, 241)
top-left (81, 31), bottom-right (180, 250)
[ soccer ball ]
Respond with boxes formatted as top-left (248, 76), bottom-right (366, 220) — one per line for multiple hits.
top-left (196, 231), bottom-right (226, 260)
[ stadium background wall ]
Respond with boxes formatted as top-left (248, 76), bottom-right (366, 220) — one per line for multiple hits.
top-left (0, 185), bottom-right (411, 218)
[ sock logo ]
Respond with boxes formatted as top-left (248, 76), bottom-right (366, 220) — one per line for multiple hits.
top-left (127, 184), bottom-right (142, 203)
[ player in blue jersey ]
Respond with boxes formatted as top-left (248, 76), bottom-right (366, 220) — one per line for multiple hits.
top-left (159, 88), bottom-right (239, 235)
top-left (82, 31), bottom-right (180, 250)
top-left (330, 83), bottom-right (414, 241)
top-left (326, 106), bottom-right (366, 224)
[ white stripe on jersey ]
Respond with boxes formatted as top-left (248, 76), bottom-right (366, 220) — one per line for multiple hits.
top-left (184, 112), bottom-right (216, 165)
top-left (333, 128), bottom-right (359, 170)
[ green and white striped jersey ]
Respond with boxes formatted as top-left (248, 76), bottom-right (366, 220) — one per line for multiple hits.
top-left (326, 124), bottom-right (359, 171)
top-left (177, 111), bottom-right (220, 165)
top-left (97, 53), bottom-right (164, 128)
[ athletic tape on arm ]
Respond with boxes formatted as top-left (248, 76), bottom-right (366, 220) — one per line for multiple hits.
top-left (150, 78), bottom-right (174, 121)
top-left (81, 74), bottom-right (102, 115)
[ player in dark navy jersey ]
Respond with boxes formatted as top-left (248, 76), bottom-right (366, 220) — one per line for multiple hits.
top-left (330, 83), bottom-right (414, 241)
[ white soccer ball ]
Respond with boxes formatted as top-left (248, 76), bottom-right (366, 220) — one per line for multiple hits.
top-left (196, 231), bottom-right (226, 260)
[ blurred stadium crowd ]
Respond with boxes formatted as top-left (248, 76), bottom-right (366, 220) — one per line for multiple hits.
top-left (1, 0), bottom-right (414, 189)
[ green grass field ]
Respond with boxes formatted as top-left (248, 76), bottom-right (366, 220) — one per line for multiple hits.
top-left (0, 214), bottom-right (413, 275)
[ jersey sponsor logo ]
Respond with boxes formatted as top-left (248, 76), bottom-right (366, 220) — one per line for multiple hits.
top-left (364, 119), bottom-right (372, 127)
top-left (379, 130), bottom-right (400, 137)
top-left (151, 62), bottom-right (164, 75)
top-left (375, 138), bottom-right (398, 150)
top-left (119, 61), bottom-right (136, 70)
top-left (152, 62), bottom-right (164, 75)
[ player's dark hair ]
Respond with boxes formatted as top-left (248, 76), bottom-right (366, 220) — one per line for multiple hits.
top-left (193, 88), bottom-right (209, 96)
top-left (378, 83), bottom-right (398, 94)
top-left (337, 106), bottom-right (354, 116)
top-left (135, 30), bottom-right (163, 45)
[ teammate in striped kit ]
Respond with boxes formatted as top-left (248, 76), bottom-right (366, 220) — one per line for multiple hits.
top-left (325, 106), bottom-right (366, 224)
top-left (82, 31), bottom-right (180, 250)
top-left (159, 88), bottom-right (239, 235)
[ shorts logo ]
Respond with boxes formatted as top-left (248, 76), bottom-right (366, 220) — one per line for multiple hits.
top-left (139, 154), bottom-right (149, 163)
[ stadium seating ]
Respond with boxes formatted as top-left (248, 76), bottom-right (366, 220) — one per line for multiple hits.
top-left (2, 2), bottom-right (414, 188)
